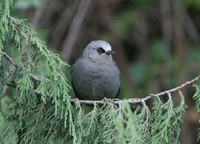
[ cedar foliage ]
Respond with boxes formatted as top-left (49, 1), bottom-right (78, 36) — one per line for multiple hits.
top-left (0, 1), bottom-right (200, 144)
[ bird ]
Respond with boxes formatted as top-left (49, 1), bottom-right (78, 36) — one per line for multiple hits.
top-left (71, 40), bottom-right (120, 100)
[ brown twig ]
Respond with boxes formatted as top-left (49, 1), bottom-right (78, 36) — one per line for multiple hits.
top-left (141, 99), bottom-right (149, 135)
top-left (70, 74), bottom-right (200, 104)
top-left (143, 74), bottom-right (200, 101)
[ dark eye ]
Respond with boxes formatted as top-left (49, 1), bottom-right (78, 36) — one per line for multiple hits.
top-left (97, 48), bottom-right (105, 54)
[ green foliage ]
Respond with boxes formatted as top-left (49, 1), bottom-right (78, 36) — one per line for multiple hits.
top-left (71, 102), bottom-right (117, 144)
top-left (115, 101), bottom-right (146, 144)
top-left (0, 0), bottom-right (73, 143)
top-left (150, 93), bottom-right (186, 144)
top-left (193, 84), bottom-right (200, 112)
top-left (193, 84), bottom-right (200, 141)
top-left (69, 98), bottom-right (186, 144)
top-left (0, 1), bottom-right (191, 143)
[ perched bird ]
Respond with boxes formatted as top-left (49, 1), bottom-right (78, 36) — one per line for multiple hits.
top-left (71, 40), bottom-right (120, 100)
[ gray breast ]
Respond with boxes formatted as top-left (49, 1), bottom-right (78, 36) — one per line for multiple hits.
top-left (71, 58), bottom-right (120, 100)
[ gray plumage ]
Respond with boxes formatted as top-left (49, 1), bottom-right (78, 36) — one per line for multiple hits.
top-left (71, 40), bottom-right (120, 100)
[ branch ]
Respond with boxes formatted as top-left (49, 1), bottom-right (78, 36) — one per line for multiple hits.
top-left (2, 52), bottom-right (50, 84)
top-left (143, 74), bottom-right (200, 101)
top-left (2, 52), bottom-right (17, 95)
top-left (141, 99), bottom-right (149, 135)
top-left (2, 52), bottom-right (17, 66)
top-left (29, 74), bottom-right (41, 82)
top-left (70, 75), bottom-right (200, 105)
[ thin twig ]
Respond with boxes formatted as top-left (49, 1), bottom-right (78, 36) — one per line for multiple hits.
top-left (143, 74), bottom-right (200, 101)
top-left (30, 74), bottom-right (51, 82)
top-left (6, 82), bottom-right (16, 88)
top-left (141, 99), bottom-right (149, 135)
top-left (2, 51), bottom-right (50, 86)
top-left (2, 52), bottom-right (17, 66)
top-left (2, 52), bottom-right (17, 95)
top-left (29, 74), bottom-right (41, 82)
top-left (70, 74), bottom-right (200, 105)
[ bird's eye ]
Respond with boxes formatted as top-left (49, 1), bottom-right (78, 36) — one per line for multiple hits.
top-left (97, 48), bottom-right (105, 54)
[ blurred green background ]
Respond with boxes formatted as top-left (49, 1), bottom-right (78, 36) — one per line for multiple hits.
top-left (11, 0), bottom-right (200, 143)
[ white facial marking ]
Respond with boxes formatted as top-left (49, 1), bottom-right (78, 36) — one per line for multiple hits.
top-left (82, 40), bottom-right (113, 58)
top-left (90, 40), bottom-right (112, 52)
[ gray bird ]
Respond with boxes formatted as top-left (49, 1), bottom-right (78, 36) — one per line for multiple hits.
top-left (71, 40), bottom-right (120, 100)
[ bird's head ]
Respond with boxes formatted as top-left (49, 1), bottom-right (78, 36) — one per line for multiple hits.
top-left (82, 40), bottom-right (115, 62)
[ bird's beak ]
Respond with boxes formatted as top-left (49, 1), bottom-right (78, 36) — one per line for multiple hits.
top-left (106, 50), bottom-right (115, 55)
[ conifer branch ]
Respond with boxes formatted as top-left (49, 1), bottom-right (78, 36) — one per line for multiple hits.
top-left (2, 51), bottom-right (17, 66)
top-left (143, 74), bottom-right (200, 101)
top-left (70, 74), bottom-right (200, 104)
top-left (141, 99), bottom-right (149, 135)
top-left (2, 52), bottom-right (17, 95)
top-left (29, 74), bottom-right (41, 82)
